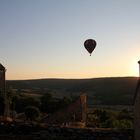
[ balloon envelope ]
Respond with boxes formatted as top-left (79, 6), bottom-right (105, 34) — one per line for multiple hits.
top-left (84, 39), bottom-right (96, 55)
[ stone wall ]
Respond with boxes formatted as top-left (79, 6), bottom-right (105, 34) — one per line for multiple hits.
top-left (0, 124), bottom-right (134, 140)
top-left (43, 94), bottom-right (87, 125)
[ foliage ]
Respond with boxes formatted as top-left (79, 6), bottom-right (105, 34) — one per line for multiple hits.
top-left (15, 96), bottom-right (41, 113)
top-left (112, 119), bottom-right (133, 128)
top-left (24, 106), bottom-right (40, 121)
top-left (87, 108), bottom-right (133, 128)
top-left (40, 92), bottom-right (56, 113)
top-left (40, 92), bottom-right (72, 113)
top-left (117, 109), bottom-right (133, 120)
top-left (57, 96), bottom-right (72, 109)
top-left (2, 77), bottom-right (136, 127)
top-left (6, 86), bottom-right (17, 112)
top-left (0, 88), bottom-right (74, 119)
top-left (7, 77), bottom-right (138, 105)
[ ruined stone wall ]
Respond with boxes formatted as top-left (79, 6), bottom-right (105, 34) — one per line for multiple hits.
top-left (0, 125), bottom-right (134, 140)
top-left (44, 94), bottom-right (87, 125)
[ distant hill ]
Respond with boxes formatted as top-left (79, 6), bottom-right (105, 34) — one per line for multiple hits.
top-left (6, 77), bottom-right (138, 105)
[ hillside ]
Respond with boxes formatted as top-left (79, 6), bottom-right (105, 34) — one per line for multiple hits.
top-left (6, 77), bottom-right (138, 105)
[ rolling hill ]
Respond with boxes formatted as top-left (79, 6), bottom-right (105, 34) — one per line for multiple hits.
top-left (6, 77), bottom-right (138, 105)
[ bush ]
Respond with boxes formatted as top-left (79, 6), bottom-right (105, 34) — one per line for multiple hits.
top-left (24, 106), bottom-right (40, 121)
top-left (112, 119), bottom-right (133, 128)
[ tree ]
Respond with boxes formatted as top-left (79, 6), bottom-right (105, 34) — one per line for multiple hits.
top-left (58, 96), bottom-right (72, 108)
top-left (6, 87), bottom-right (23, 112)
top-left (24, 106), bottom-right (40, 121)
top-left (118, 109), bottom-right (132, 120)
top-left (40, 92), bottom-right (61, 113)
top-left (40, 92), bottom-right (73, 113)
top-left (15, 96), bottom-right (41, 113)
top-left (112, 119), bottom-right (133, 128)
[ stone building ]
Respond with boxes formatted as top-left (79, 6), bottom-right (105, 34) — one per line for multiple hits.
top-left (134, 60), bottom-right (140, 140)
top-left (42, 94), bottom-right (87, 127)
top-left (0, 64), bottom-right (9, 118)
top-left (0, 64), bottom-right (6, 96)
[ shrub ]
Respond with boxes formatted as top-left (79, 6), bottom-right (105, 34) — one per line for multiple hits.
top-left (24, 106), bottom-right (40, 121)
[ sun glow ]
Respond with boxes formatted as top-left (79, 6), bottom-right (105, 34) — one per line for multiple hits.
top-left (129, 59), bottom-right (139, 77)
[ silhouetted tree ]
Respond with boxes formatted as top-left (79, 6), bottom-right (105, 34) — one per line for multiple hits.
top-left (58, 96), bottom-right (72, 109)
top-left (40, 92), bottom-right (55, 113)
top-left (24, 106), bottom-right (40, 121)
top-left (118, 109), bottom-right (132, 120)
top-left (15, 96), bottom-right (41, 113)
top-left (6, 87), bottom-right (17, 113)
top-left (40, 93), bottom-right (73, 113)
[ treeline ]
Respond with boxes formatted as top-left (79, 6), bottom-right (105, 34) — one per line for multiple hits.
top-left (0, 87), bottom-right (74, 121)
top-left (7, 77), bottom-right (138, 105)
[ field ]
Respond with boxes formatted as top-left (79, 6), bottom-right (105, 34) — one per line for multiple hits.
top-left (6, 77), bottom-right (138, 105)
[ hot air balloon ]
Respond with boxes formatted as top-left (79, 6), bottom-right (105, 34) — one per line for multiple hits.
top-left (84, 39), bottom-right (96, 56)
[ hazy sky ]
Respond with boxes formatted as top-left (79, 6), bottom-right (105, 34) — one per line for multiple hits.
top-left (0, 0), bottom-right (140, 80)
